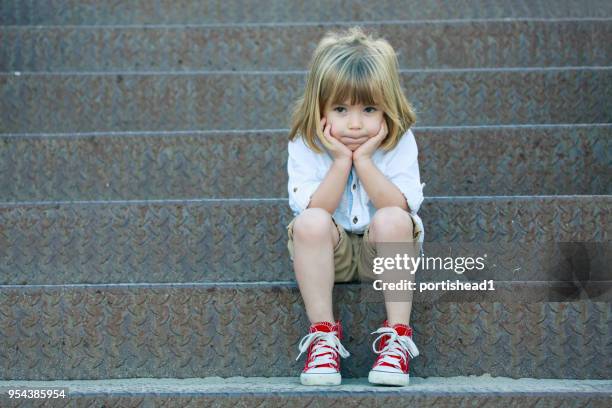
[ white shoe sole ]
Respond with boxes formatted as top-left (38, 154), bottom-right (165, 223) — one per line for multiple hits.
top-left (300, 372), bottom-right (342, 386)
top-left (368, 370), bottom-right (409, 386)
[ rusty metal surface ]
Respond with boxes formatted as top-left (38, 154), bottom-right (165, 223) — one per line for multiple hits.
top-left (0, 282), bottom-right (610, 380)
top-left (2, 0), bottom-right (611, 25)
top-left (1, 126), bottom-right (609, 201)
top-left (1, 69), bottom-right (610, 133)
top-left (2, 21), bottom-right (610, 71)
top-left (0, 197), bottom-right (609, 284)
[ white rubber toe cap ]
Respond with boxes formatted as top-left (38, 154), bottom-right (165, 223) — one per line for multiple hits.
top-left (300, 372), bottom-right (342, 386)
top-left (368, 369), bottom-right (409, 386)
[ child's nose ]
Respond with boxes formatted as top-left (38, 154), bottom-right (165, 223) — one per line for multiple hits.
top-left (348, 113), bottom-right (362, 129)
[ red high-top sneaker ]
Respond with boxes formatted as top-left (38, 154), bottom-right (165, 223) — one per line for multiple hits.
top-left (295, 320), bottom-right (350, 385)
top-left (368, 320), bottom-right (419, 386)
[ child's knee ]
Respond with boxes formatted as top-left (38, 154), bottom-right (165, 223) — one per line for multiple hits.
top-left (293, 208), bottom-right (335, 242)
top-left (370, 206), bottom-right (414, 239)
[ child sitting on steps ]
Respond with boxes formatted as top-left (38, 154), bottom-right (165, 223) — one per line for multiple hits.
top-left (286, 26), bottom-right (425, 386)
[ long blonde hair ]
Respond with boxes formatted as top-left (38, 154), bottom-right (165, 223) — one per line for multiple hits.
top-left (288, 26), bottom-right (417, 153)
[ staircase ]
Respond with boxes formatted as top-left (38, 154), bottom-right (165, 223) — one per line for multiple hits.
top-left (1, 1), bottom-right (611, 406)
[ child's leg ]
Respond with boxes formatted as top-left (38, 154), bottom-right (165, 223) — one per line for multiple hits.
top-left (291, 208), bottom-right (340, 324)
top-left (367, 207), bottom-right (417, 326)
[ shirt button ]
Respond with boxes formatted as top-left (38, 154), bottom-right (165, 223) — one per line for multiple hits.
top-left (293, 187), bottom-right (298, 192)
top-left (353, 216), bottom-right (358, 224)
top-left (352, 184), bottom-right (356, 190)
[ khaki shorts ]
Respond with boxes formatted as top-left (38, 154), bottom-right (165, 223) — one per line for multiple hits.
top-left (286, 213), bottom-right (423, 283)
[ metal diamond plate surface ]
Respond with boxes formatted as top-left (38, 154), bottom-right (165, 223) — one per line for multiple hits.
top-left (0, 0), bottom-right (610, 397)
top-left (1, 69), bottom-right (610, 133)
top-left (0, 283), bottom-right (610, 381)
top-left (0, 197), bottom-right (609, 284)
top-left (2, 0), bottom-right (611, 25)
top-left (1, 126), bottom-right (609, 201)
top-left (1, 21), bottom-right (609, 71)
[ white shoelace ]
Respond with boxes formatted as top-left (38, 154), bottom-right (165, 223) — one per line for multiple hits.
top-left (296, 331), bottom-right (350, 369)
top-left (371, 327), bottom-right (419, 370)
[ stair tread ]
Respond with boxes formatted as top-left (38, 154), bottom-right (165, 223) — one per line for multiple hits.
top-left (1, 375), bottom-right (611, 395)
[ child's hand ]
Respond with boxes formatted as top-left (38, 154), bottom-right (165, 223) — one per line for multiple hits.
top-left (321, 117), bottom-right (353, 164)
top-left (353, 119), bottom-right (388, 164)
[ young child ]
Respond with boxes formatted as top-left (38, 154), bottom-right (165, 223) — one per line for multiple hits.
top-left (286, 26), bottom-right (425, 387)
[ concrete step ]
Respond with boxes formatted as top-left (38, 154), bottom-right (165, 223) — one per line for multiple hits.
top-left (1, 125), bottom-right (609, 201)
top-left (2, 0), bottom-right (610, 25)
top-left (1, 376), bottom-right (611, 407)
top-left (2, 20), bottom-right (609, 72)
top-left (1, 68), bottom-right (610, 133)
top-left (0, 282), bottom-right (610, 380)
top-left (0, 196), bottom-right (609, 284)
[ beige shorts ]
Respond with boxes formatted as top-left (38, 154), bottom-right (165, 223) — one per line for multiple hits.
top-left (286, 213), bottom-right (423, 283)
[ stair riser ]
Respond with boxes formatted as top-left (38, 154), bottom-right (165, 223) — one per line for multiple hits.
top-left (2, 70), bottom-right (610, 133)
top-left (0, 284), bottom-right (609, 380)
top-left (2, 0), bottom-right (611, 25)
top-left (2, 21), bottom-right (609, 71)
top-left (1, 126), bottom-right (609, 201)
top-left (0, 198), bottom-right (609, 284)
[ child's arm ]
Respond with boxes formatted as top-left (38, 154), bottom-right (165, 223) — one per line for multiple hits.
top-left (355, 159), bottom-right (409, 211)
top-left (288, 137), bottom-right (323, 215)
top-left (308, 119), bottom-right (354, 214)
top-left (308, 158), bottom-right (351, 214)
top-left (288, 120), bottom-right (354, 216)
top-left (288, 138), bottom-right (351, 215)
top-left (288, 136), bottom-right (350, 215)
top-left (354, 129), bottom-right (424, 213)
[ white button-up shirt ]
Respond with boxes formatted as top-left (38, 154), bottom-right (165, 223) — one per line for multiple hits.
top-left (287, 128), bottom-right (425, 243)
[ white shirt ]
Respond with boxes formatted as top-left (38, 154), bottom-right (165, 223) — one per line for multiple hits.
top-left (287, 128), bottom-right (425, 243)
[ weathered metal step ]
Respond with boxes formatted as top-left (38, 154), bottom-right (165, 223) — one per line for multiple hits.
top-left (2, 0), bottom-right (610, 25)
top-left (1, 68), bottom-right (610, 133)
top-left (2, 20), bottom-right (609, 71)
top-left (1, 125), bottom-right (609, 201)
top-left (1, 376), bottom-right (611, 407)
top-left (0, 196), bottom-right (609, 285)
top-left (0, 282), bottom-right (610, 380)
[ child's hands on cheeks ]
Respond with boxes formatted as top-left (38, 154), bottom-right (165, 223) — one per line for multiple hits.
top-left (352, 119), bottom-right (387, 164)
top-left (321, 117), bottom-right (388, 165)
top-left (320, 117), bottom-right (352, 164)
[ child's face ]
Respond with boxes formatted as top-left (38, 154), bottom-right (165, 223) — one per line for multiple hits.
top-left (323, 99), bottom-right (385, 151)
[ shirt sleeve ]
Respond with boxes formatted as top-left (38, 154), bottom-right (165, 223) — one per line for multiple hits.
top-left (287, 137), bottom-right (325, 215)
top-left (383, 129), bottom-right (425, 214)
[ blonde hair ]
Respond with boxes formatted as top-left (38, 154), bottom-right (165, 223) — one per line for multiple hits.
top-left (288, 26), bottom-right (417, 153)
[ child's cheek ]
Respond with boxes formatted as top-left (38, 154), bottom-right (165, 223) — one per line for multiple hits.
top-left (330, 121), bottom-right (346, 140)
top-left (367, 123), bottom-right (380, 138)
top-left (329, 122), bottom-right (340, 139)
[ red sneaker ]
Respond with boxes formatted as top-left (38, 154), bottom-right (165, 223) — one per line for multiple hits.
top-left (295, 320), bottom-right (350, 385)
top-left (368, 320), bottom-right (419, 386)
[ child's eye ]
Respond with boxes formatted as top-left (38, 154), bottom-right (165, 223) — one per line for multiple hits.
top-left (333, 106), bottom-right (378, 113)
